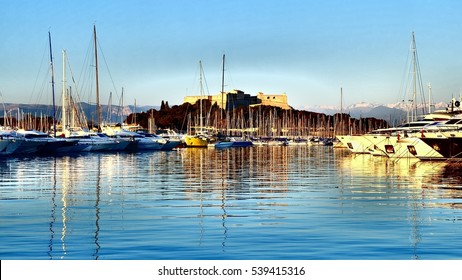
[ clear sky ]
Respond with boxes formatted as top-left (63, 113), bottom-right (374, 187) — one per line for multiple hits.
top-left (1, 0), bottom-right (462, 109)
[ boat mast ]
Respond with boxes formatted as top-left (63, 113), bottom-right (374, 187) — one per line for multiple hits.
top-left (199, 61), bottom-right (203, 133)
top-left (428, 83), bottom-right (432, 113)
top-left (340, 87), bottom-right (344, 135)
top-left (134, 98), bottom-right (137, 124)
top-left (221, 54), bottom-right (225, 119)
top-left (62, 50), bottom-right (67, 131)
top-left (48, 31), bottom-right (57, 137)
top-left (411, 32), bottom-right (417, 122)
top-left (107, 91), bottom-right (112, 123)
top-left (94, 25), bottom-right (102, 132)
top-left (121, 87), bottom-right (124, 124)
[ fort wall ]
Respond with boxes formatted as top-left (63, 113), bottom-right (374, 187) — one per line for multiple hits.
top-left (183, 90), bottom-right (291, 110)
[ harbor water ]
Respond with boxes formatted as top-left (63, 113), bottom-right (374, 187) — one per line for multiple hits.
top-left (1, 146), bottom-right (462, 260)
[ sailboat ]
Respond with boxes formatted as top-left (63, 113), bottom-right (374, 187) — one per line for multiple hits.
top-left (208, 54), bottom-right (233, 149)
top-left (185, 61), bottom-right (214, 147)
top-left (208, 54), bottom-right (252, 148)
top-left (4, 32), bottom-right (75, 155)
top-left (37, 31), bottom-right (88, 154)
top-left (44, 35), bottom-right (122, 153)
top-left (58, 26), bottom-right (131, 152)
top-left (222, 55), bottom-right (252, 148)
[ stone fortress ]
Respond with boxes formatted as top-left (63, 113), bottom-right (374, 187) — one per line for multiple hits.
top-left (183, 89), bottom-right (291, 110)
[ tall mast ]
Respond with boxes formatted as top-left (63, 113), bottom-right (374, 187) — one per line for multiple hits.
top-left (199, 61), bottom-right (203, 133)
top-left (121, 87), bottom-right (124, 124)
top-left (107, 92), bottom-right (112, 123)
top-left (134, 98), bottom-right (137, 124)
top-left (62, 50), bottom-right (67, 131)
top-left (94, 25), bottom-right (102, 132)
top-left (411, 32), bottom-right (417, 122)
top-left (340, 87), bottom-right (343, 135)
top-left (428, 83), bottom-right (432, 113)
top-left (48, 31), bottom-right (57, 137)
top-left (221, 54), bottom-right (225, 118)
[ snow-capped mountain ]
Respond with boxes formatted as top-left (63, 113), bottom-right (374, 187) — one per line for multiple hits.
top-left (299, 101), bottom-right (450, 125)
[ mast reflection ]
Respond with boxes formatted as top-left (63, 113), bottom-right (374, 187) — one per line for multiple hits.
top-left (46, 154), bottom-right (106, 259)
top-left (48, 158), bottom-right (57, 259)
top-left (93, 156), bottom-right (101, 260)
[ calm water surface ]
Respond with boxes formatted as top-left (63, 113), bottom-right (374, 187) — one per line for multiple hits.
top-left (1, 146), bottom-right (462, 260)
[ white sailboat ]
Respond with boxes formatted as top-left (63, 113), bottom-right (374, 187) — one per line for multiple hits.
top-left (43, 32), bottom-right (87, 154)
top-left (57, 27), bottom-right (130, 152)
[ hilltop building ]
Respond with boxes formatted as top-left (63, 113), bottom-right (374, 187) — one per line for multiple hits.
top-left (254, 92), bottom-right (291, 109)
top-left (183, 89), bottom-right (291, 110)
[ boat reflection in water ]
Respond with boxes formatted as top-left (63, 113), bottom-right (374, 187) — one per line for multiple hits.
top-left (1, 146), bottom-right (462, 259)
top-left (47, 155), bottom-right (103, 260)
top-left (337, 152), bottom-right (462, 259)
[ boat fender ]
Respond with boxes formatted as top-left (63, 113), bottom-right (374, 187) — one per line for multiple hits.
top-left (421, 130), bottom-right (425, 138)
top-left (397, 133), bottom-right (400, 141)
top-left (455, 100), bottom-right (460, 107)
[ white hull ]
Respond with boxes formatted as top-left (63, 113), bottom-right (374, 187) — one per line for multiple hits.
top-left (362, 134), bottom-right (444, 159)
top-left (336, 135), bottom-right (370, 154)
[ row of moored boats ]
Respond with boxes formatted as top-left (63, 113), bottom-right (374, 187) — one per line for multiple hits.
top-left (185, 133), bottom-right (335, 148)
top-left (1, 125), bottom-right (336, 156)
top-left (0, 127), bottom-right (182, 156)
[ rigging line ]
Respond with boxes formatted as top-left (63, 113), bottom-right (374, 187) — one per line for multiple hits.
top-left (180, 102), bottom-right (190, 132)
top-left (30, 39), bottom-right (50, 106)
top-left (0, 90), bottom-right (8, 127)
top-left (220, 53), bottom-right (234, 91)
top-left (66, 55), bottom-right (89, 126)
top-left (448, 150), bottom-right (462, 162)
top-left (397, 41), bottom-right (412, 104)
top-left (96, 37), bottom-right (120, 100)
top-left (77, 32), bottom-right (95, 103)
top-left (189, 62), bottom-right (201, 96)
top-left (413, 49), bottom-right (428, 116)
top-left (201, 63), bottom-right (211, 96)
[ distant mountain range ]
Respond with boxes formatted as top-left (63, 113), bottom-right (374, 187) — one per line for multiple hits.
top-left (0, 102), bottom-right (157, 123)
top-left (299, 101), bottom-right (451, 126)
top-left (1, 100), bottom-right (454, 127)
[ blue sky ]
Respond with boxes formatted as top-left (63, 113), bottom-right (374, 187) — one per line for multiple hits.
top-left (1, 0), bottom-right (462, 109)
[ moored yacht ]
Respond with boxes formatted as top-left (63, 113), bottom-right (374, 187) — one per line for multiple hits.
top-left (6, 130), bottom-right (47, 155)
top-left (103, 125), bottom-right (165, 151)
top-left (0, 130), bottom-right (24, 156)
top-left (338, 98), bottom-right (462, 159)
top-left (138, 132), bottom-right (179, 150)
top-left (336, 135), bottom-right (370, 154)
top-left (414, 114), bottom-right (462, 159)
